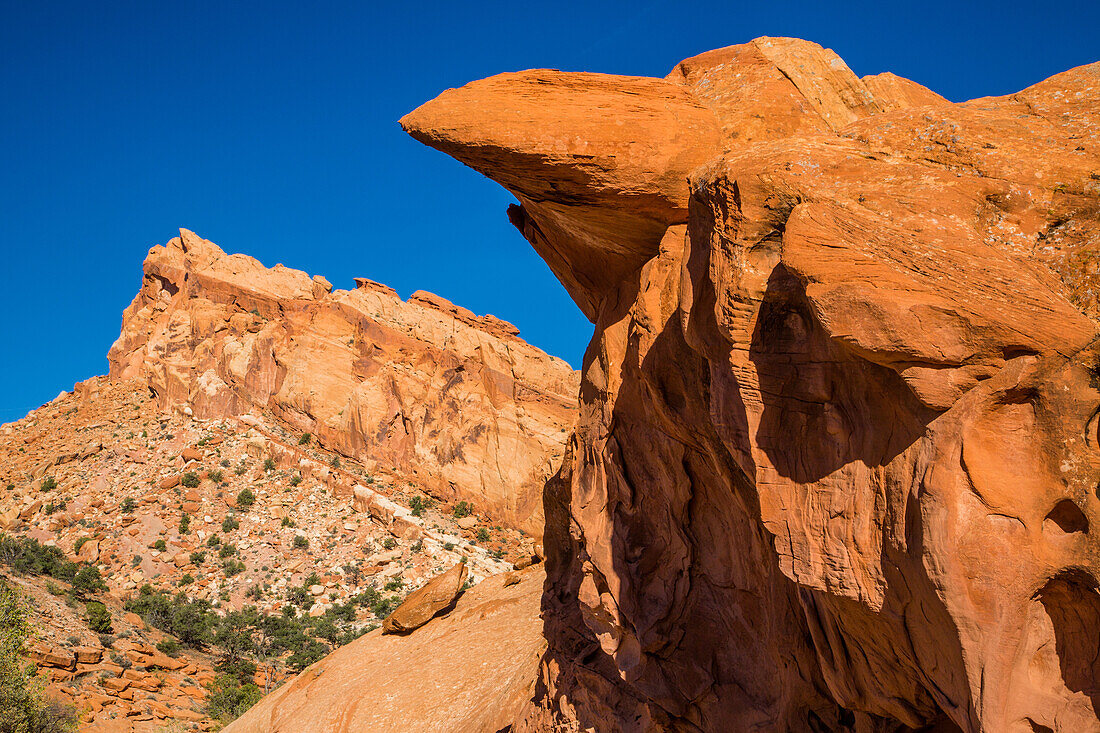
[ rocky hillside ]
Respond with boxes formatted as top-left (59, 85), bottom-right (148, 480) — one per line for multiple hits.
top-left (108, 229), bottom-right (579, 536)
top-left (0, 368), bottom-right (542, 728)
top-left (229, 36), bottom-right (1100, 733)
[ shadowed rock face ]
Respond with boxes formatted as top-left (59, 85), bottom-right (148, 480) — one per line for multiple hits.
top-left (404, 36), bottom-right (1100, 732)
top-left (107, 230), bottom-right (578, 536)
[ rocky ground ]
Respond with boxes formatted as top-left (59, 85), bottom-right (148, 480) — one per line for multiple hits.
top-left (0, 375), bottom-right (539, 730)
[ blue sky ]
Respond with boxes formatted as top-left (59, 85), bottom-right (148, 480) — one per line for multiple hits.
top-left (1, 0), bottom-right (1097, 423)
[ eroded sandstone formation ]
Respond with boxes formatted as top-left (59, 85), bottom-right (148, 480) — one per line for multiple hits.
top-left (107, 230), bottom-right (579, 535)
top-left (398, 37), bottom-right (1100, 733)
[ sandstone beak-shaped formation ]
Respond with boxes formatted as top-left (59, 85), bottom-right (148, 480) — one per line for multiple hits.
top-left (398, 36), bottom-right (1100, 733)
top-left (400, 70), bottom-right (721, 320)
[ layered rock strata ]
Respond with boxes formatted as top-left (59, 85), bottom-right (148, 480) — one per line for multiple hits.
top-left (399, 36), bottom-right (1100, 733)
top-left (107, 230), bottom-right (579, 535)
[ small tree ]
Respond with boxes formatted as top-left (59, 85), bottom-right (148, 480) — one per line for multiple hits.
top-left (453, 501), bottom-right (473, 519)
top-left (236, 488), bottom-right (255, 510)
top-left (85, 601), bottom-right (112, 633)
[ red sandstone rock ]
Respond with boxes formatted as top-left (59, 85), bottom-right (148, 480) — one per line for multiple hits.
top-left (107, 229), bottom-right (578, 536)
top-left (400, 36), bottom-right (1100, 733)
top-left (381, 561), bottom-right (467, 634)
top-left (226, 568), bottom-right (544, 732)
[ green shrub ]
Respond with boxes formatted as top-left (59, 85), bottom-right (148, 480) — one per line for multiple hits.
top-left (289, 474), bottom-right (302, 487)
top-left (222, 515), bottom-right (239, 533)
top-left (381, 537), bottom-right (396, 551)
top-left (209, 469), bottom-right (224, 483)
top-left (120, 497), bottom-right (136, 513)
top-left (204, 674), bottom-right (263, 724)
top-left (152, 540), bottom-right (167, 552)
top-left (453, 501), bottom-right (473, 519)
top-left (281, 517), bottom-right (295, 528)
top-left (476, 527), bottom-right (490, 543)
top-left (219, 544), bottom-right (237, 559)
top-left (298, 433), bottom-right (312, 445)
top-left (189, 551), bottom-right (206, 566)
top-left (262, 458), bottom-right (276, 473)
top-left (409, 495), bottom-right (427, 518)
top-left (207, 534), bottom-right (221, 547)
top-left (179, 514), bottom-right (190, 534)
top-left (73, 537), bottom-right (90, 554)
top-left (443, 542), bottom-right (455, 551)
top-left (293, 535), bottom-right (309, 549)
top-left (222, 559), bottom-right (245, 577)
top-left (0, 580), bottom-right (78, 732)
top-left (181, 472), bottom-right (201, 488)
top-left (0, 534), bottom-right (77, 581)
top-left (236, 488), bottom-right (255, 509)
top-left (125, 586), bottom-right (213, 649)
top-left (71, 566), bottom-right (107, 597)
top-left (85, 601), bottom-right (112, 633)
top-left (40, 476), bottom-right (58, 492)
top-left (156, 637), bottom-right (181, 657)
top-left (383, 578), bottom-right (404, 592)
top-left (330, 456), bottom-right (341, 469)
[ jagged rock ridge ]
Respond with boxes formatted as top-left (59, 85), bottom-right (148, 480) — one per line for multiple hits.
top-left (108, 230), bottom-right (579, 536)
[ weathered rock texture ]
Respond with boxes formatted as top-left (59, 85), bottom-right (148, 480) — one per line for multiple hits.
top-left (224, 566), bottom-right (545, 733)
top-left (402, 36), bottom-right (1100, 733)
top-left (107, 230), bottom-right (578, 535)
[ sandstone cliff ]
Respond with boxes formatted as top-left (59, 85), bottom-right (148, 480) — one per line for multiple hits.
top-left (395, 37), bottom-right (1100, 733)
top-left (107, 230), bottom-right (579, 536)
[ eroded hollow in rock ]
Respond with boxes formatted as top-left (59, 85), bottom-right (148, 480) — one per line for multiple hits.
top-left (1037, 571), bottom-right (1100, 711)
top-left (1044, 500), bottom-right (1090, 535)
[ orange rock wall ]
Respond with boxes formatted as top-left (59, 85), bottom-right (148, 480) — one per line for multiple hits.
top-left (404, 36), bottom-right (1100, 733)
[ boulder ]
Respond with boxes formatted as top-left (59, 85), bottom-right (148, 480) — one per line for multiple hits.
top-left (382, 563), bottom-right (467, 635)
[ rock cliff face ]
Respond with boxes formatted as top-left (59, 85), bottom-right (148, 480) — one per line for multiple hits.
top-left (401, 37), bottom-right (1100, 732)
top-left (107, 230), bottom-right (578, 536)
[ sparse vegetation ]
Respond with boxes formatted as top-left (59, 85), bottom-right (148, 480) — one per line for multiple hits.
top-left (298, 433), bottom-right (312, 445)
top-left (152, 539), bottom-right (167, 552)
top-left (85, 601), bottom-right (112, 633)
top-left (453, 500), bottom-right (473, 519)
top-left (236, 488), bottom-right (255, 509)
top-left (263, 458), bottom-right (276, 472)
top-left (181, 471), bottom-right (201, 488)
top-left (120, 497), bottom-right (136, 513)
top-left (0, 579), bottom-right (78, 732)
top-left (209, 469), bottom-right (225, 483)
top-left (293, 535), bottom-right (309, 549)
top-left (39, 476), bottom-right (58, 492)
top-left (222, 516), bottom-right (239, 533)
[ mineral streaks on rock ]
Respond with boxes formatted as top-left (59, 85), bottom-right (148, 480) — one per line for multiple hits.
top-left (107, 229), bottom-right (578, 536)
top-left (406, 36), bottom-right (1100, 733)
top-left (225, 567), bottom-right (545, 733)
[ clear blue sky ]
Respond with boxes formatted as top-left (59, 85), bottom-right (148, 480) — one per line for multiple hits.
top-left (1, 1), bottom-right (1097, 423)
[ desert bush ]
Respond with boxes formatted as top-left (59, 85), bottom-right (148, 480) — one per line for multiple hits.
top-left (181, 472), bottom-right (200, 488)
top-left (222, 515), bottom-right (239, 533)
top-left (0, 579), bottom-right (79, 732)
top-left (453, 501), bottom-right (473, 519)
top-left (293, 535), bottom-right (308, 549)
top-left (236, 488), bottom-right (255, 510)
top-left (298, 433), bottom-right (311, 445)
top-left (85, 601), bottom-right (112, 633)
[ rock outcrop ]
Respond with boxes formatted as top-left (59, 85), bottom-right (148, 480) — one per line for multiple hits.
top-left (381, 561), bottom-right (467, 634)
top-left (107, 231), bottom-right (579, 535)
top-left (224, 566), bottom-right (545, 733)
top-left (399, 37), bottom-right (1100, 733)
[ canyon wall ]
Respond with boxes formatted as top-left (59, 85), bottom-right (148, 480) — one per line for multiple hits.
top-left (401, 37), bottom-right (1100, 733)
top-left (107, 229), bottom-right (579, 536)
